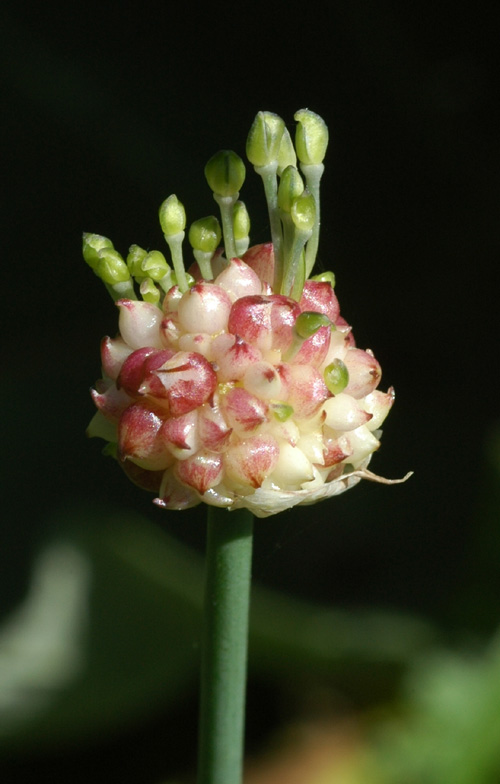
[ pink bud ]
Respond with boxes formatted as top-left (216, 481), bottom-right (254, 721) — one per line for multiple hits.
top-left (322, 394), bottom-right (373, 431)
top-left (242, 361), bottom-right (282, 400)
top-left (198, 401), bottom-right (233, 450)
top-left (299, 281), bottom-right (340, 322)
top-left (277, 363), bottom-right (330, 419)
top-left (121, 461), bottom-right (165, 493)
top-left (215, 257), bottom-right (262, 300)
top-left (154, 467), bottom-right (201, 510)
top-left (90, 379), bottom-right (132, 423)
top-left (224, 434), bottom-right (279, 488)
top-left (228, 294), bottom-right (300, 352)
top-left (161, 409), bottom-right (199, 460)
top-left (100, 336), bottom-right (133, 380)
top-left (177, 282), bottom-right (232, 334)
top-left (220, 387), bottom-right (268, 432)
top-left (141, 351), bottom-right (217, 416)
top-left (294, 325), bottom-right (331, 367)
top-left (116, 299), bottom-right (164, 349)
top-left (321, 432), bottom-right (353, 468)
top-left (362, 387), bottom-right (395, 430)
top-left (118, 347), bottom-right (175, 397)
top-left (160, 316), bottom-right (182, 348)
top-left (175, 449), bottom-right (224, 493)
top-left (343, 348), bottom-right (382, 399)
top-left (118, 402), bottom-right (175, 470)
top-left (241, 243), bottom-right (274, 286)
top-left (211, 333), bottom-right (262, 382)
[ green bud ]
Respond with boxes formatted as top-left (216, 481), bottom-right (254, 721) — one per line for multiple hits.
top-left (188, 215), bottom-right (222, 254)
top-left (141, 250), bottom-right (169, 281)
top-left (278, 165), bottom-right (304, 213)
top-left (246, 111), bottom-right (285, 168)
top-left (290, 190), bottom-right (316, 233)
top-left (232, 201), bottom-right (250, 241)
top-left (277, 127), bottom-right (297, 175)
top-left (96, 248), bottom-right (130, 284)
top-left (127, 244), bottom-right (148, 277)
top-left (82, 232), bottom-right (114, 271)
top-left (159, 194), bottom-right (186, 236)
top-left (270, 401), bottom-right (294, 422)
top-left (294, 109), bottom-right (329, 165)
top-left (295, 311), bottom-right (331, 339)
top-left (311, 270), bottom-right (336, 287)
top-left (324, 358), bottom-right (349, 395)
top-left (140, 277), bottom-right (161, 304)
top-left (205, 150), bottom-right (246, 197)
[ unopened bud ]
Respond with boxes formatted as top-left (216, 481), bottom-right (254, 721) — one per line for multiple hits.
top-left (290, 190), bottom-right (316, 233)
top-left (294, 109), bottom-right (329, 165)
top-left (246, 111), bottom-right (285, 168)
top-left (278, 165), bottom-right (304, 213)
top-left (188, 216), bottom-right (222, 254)
top-left (205, 150), bottom-right (246, 197)
top-left (277, 127), bottom-right (297, 175)
top-left (233, 201), bottom-right (250, 241)
top-left (141, 250), bottom-right (170, 281)
top-left (295, 311), bottom-right (331, 339)
top-left (83, 233), bottom-right (114, 271)
top-left (159, 194), bottom-right (186, 236)
top-left (324, 358), bottom-right (349, 395)
top-left (96, 248), bottom-right (130, 284)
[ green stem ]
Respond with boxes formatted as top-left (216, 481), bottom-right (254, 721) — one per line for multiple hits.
top-left (255, 163), bottom-right (284, 292)
top-left (197, 505), bottom-right (254, 784)
top-left (214, 193), bottom-right (238, 261)
top-left (301, 163), bottom-right (324, 276)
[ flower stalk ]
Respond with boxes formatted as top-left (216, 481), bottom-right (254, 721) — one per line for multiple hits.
top-left (197, 505), bottom-right (254, 784)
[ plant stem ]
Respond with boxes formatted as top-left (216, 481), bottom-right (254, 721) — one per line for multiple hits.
top-left (197, 505), bottom-right (254, 784)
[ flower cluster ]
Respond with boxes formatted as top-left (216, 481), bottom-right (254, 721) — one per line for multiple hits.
top-left (86, 110), bottom-right (408, 517)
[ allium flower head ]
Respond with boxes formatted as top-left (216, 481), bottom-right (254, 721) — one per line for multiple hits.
top-left (86, 110), bottom-right (410, 517)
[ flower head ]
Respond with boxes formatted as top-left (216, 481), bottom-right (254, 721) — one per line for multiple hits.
top-left (85, 111), bottom-right (410, 517)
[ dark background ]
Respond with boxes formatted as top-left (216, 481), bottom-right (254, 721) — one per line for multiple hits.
top-left (1, 2), bottom-right (499, 781)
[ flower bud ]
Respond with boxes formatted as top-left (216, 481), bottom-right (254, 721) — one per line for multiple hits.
top-left (233, 201), bottom-right (250, 241)
top-left (188, 216), bottom-right (222, 254)
top-left (83, 233), bottom-right (114, 271)
top-left (324, 358), bottom-right (349, 394)
top-left (246, 111), bottom-right (285, 168)
top-left (278, 166), bottom-right (304, 213)
top-left (294, 311), bottom-right (331, 339)
top-left (141, 250), bottom-right (170, 281)
top-left (97, 248), bottom-right (131, 284)
top-left (277, 127), bottom-right (297, 175)
top-left (159, 194), bottom-right (186, 236)
top-left (204, 150), bottom-right (246, 197)
top-left (290, 190), bottom-right (316, 233)
top-left (127, 244), bottom-right (148, 277)
top-left (294, 109), bottom-right (329, 165)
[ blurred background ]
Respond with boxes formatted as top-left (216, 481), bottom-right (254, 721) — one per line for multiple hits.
top-left (1, 1), bottom-right (499, 781)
